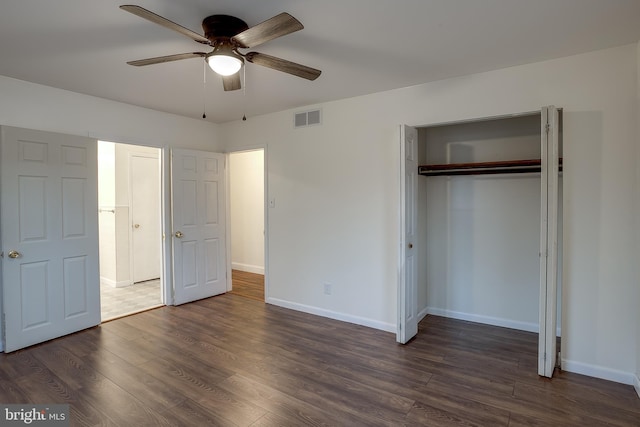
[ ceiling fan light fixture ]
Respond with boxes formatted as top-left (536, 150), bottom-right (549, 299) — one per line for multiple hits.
top-left (206, 46), bottom-right (243, 76)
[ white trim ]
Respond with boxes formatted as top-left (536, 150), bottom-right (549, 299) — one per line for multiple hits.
top-left (634, 374), bottom-right (640, 399)
top-left (267, 297), bottom-right (395, 333)
top-left (562, 359), bottom-right (636, 386)
top-left (231, 262), bottom-right (264, 275)
top-left (100, 277), bottom-right (133, 288)
top-left (418, 307), bottom-right (429, 322)
top-left (423, 307), bottom-right (562, 336)
top-left (397, 125), bottom-right (407, 342)
top-left (426, 307), bottom-right (539, 333)
top-left (160, 147), bottom-right (173, 306)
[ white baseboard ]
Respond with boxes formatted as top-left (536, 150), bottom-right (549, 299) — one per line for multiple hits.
top-left (100, 277), bottom-right (132, 288)
top-left (267, 297), bottom-right (395, 333)
top-left (231, 262), bottom-right (265, 275)
top-left (418, 307), bottom-right (429, 322)
top-left (562, 359), bottom-right (635, 386)
top-left (425, 307), bottom-right (540, 333)
top-left (633, 373), bottom-right (640, 398)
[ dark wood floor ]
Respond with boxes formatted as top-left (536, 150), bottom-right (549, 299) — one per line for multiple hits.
top-left (229, 270), bottom-right (264, 302)
top-left (1, 295), bottom-right (639, 426)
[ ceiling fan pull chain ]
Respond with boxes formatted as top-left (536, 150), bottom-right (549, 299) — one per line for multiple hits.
top-left (242, 64), bottom-right (247, 121)
top-left (202, 59), bottom-right (207, 119)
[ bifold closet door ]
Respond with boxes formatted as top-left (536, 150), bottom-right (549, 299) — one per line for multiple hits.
top-left (538, 106), bottom-right (560, 377)
top-left (397, 125), bottom-right (419, 344)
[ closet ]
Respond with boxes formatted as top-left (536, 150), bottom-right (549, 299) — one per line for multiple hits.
top-left (398, 107), bottom-right (562, 377)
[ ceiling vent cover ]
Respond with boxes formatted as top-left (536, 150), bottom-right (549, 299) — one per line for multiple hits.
top-left (294, 109), bottom-right (322, 128)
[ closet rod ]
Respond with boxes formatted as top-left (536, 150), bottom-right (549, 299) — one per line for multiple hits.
top-left (418, 158), bottom-right (563, 177)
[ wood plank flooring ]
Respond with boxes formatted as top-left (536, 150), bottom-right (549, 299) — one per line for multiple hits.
top-left (1, 295), bottom-right (639, 426)
top-left (229, 270), bottom-right (264, 302)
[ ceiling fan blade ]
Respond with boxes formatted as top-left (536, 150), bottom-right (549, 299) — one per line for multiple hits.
top-left (120, 5), bottom-right (210, 44)
top-left (127, 52), bottom-right (206, 66)
top-left (232, 13), bottom-right (303, 48)
top-left (222, 73), bottom-right (242, 91)
top-left (245, 52), bottom-right (321, 80)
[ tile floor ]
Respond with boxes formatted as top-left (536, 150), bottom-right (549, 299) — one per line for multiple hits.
top-left (100, 279), bottom-right (163, 321)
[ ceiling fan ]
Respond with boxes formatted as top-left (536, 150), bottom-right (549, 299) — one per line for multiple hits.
top-left (120, 5), bottom-right (322, 91)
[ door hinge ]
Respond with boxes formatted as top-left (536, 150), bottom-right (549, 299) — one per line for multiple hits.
top-left (545, 123), bottom-right (551, 133)
top-left (543, 352), bottom-right (547, 361)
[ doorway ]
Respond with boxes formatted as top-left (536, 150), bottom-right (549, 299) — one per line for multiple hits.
top-left (398, 107), bottom-right (563, 377)
top-left (97, 141), bottom-right (163, 320)
top-left (228, 149), bottom-right (266, 301)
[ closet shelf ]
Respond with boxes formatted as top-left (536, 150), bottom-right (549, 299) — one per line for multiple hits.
top-left (418, 158), bottom-right (563, 176)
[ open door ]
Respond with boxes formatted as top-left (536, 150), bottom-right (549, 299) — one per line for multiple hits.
top-left (171, 149), bottom-right (227, 304)
top-left (538, 106), bottom-right (560, 377)
top-left (1, 126), bottom-right (100, 352)
top-left (397, 125), bottom-right (419, 343)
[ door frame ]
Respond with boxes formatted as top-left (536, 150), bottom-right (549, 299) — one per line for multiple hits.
top-left (94, 136), bottom-right (171, 306)
top-left (225, 145), bottom-right (269, 300)
top-left (160, 146), bottom-right (173, 305)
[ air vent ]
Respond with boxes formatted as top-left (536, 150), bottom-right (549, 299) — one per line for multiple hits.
top-left (294, 109), bottom-right (322, 128)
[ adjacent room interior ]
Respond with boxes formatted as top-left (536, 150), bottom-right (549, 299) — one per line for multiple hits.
top-left (97, 140), bottom-right (163, 320)
top-left (228, 149), bottom-right (266, 302)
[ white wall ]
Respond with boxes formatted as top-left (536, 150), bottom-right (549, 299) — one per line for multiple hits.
top-left (230, 150), bottom-right (265, 274)
top-left (0, 76), bottom-right (220, 149)
top-left (220, 43), bottom-right (639, 385)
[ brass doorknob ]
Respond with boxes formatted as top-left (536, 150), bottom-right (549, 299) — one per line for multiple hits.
top-left (134, 224), bottom-right (140, 229)
top-left (8, 250), bottom-right (21, 259)
top-left (174, 231), bottom-right (183, 238)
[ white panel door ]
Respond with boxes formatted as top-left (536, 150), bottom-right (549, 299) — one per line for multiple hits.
top-left (1, 126), bottom-right (100, 352)
top-left (397, 125), bottom-right (419, 344)
top-left (538, 106), bottom-right (560, 377)
top-left (131, 153), bottom-right (161, 283)
top-left (171, 149), bottom-right (227, 305)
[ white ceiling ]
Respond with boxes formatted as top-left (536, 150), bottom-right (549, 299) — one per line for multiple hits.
top-left (1, 0), bottom-right (640, 123)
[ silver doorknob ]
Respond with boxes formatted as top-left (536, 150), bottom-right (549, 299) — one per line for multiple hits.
top-left (174, 231), bottom-right (183, 238)
top-left (8, 250), bottom-right (21, 259)
top-left (134, 224), bottom-right (140, 229)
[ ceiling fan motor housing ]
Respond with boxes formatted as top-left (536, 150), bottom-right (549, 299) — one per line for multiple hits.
top-left (202, 15), bottom-right (249, 43)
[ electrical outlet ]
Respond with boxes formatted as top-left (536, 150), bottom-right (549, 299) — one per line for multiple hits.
top-left (323, 283), bottom-right (332, 295)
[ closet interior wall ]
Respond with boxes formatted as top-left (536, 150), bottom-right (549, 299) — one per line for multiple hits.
top-left (417, 114), bottom-right (562, 334)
